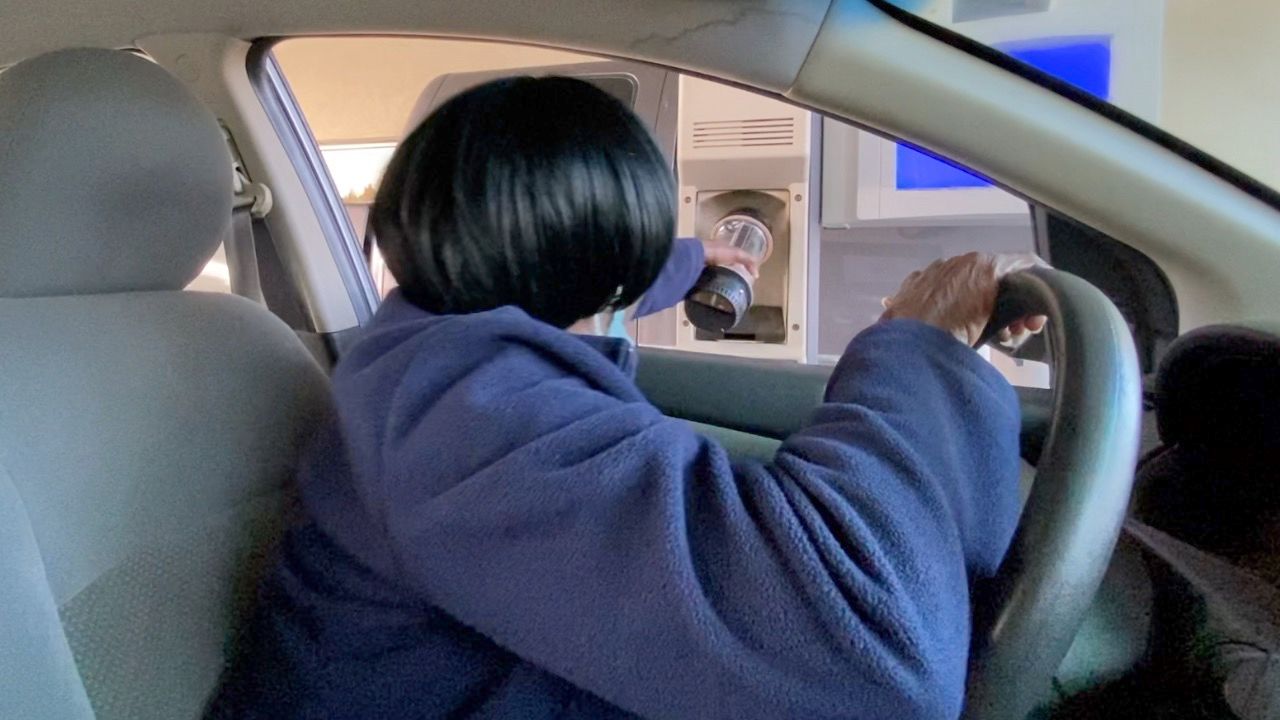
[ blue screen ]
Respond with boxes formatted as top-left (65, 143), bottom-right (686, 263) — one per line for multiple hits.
top-left (895, 36), bottom-right (1112, 190)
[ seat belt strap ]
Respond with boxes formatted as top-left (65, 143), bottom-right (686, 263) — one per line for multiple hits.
top-left (224, 204), bottom-right (264, 303)
top-left (225, 159), bottom-right (273, 304)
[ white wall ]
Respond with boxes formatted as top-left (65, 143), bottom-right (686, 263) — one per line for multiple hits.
top-left (1161, 1), bottom-right (1280, 190)
top-left (274, 37), bottom-right (603, 143)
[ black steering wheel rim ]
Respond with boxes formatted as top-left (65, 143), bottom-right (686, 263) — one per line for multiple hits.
top-left (963, 268), bottom-right (1142, 719)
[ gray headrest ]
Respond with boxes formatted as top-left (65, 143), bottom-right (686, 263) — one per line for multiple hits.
top-left (0, 49), bottom-right (231, 297)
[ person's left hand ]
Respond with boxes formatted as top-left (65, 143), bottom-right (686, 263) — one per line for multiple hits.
top-left (703, 245), bottom-right (760, 279)
top-left (880, 252), bottom-right (1049, 350)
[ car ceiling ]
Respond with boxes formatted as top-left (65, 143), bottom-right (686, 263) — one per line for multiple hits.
top-left (1, 0), bottom-right (830, 91)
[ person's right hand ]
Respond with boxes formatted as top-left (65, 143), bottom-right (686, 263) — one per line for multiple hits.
top-left (703, 243), bottom-right (760, 279)
top-left (880, 252), bottom-right (1049, 349)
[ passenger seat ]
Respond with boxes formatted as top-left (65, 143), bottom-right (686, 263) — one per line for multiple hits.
top-left (1132, 322), bottom-right (1280, 569)
top-left (1052, 323), bottom-right (1280, 719)
top-left (0, 49), bottom-right (331, 719)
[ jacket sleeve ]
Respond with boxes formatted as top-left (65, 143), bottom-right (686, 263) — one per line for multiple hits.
top-left (629, 236), bottom-right (705, 319)
top-left (380, 319), bottom-right (1023, 720)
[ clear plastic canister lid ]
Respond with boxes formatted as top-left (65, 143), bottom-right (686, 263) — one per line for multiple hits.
top-left (709, 212), bottom-right (773, 264)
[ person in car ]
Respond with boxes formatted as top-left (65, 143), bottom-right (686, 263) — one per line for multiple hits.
top-left (207, 76), bottom-right (1043, 720)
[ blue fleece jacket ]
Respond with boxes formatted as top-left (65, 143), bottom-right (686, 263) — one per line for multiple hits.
top-left (208, 293), bottom-right (1022, 720)
top-left (630, 236), bottom-right (705, 320)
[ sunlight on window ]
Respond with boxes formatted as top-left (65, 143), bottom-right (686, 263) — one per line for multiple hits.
top-left (320, 143), bottom-right (397, 204)
top-left (188, 244), bottom-right (232, 293)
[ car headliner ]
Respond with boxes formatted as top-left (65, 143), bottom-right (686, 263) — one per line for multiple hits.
top-left (1, 0), bottom-right (828, 91)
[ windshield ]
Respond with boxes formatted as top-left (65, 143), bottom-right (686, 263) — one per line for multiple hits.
top-left (880, 0), bottom-right (1280, 194)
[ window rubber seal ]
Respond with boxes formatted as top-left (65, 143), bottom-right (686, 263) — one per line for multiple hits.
top-left (244, 38), bottom-right (380, 326)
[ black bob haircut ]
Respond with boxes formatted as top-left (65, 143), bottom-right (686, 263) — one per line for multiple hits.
top-left (371, 76), bottom-right (676, 328)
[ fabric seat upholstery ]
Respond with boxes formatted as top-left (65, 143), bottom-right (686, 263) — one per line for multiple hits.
top-left (0, 49), bottom-right (332, 719)
top-left (1050, 323), bottom-right (1280, 718)
top-left (1132, 322), bottom-right (1280, 567)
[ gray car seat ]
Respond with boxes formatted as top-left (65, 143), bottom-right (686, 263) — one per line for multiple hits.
top-left (0, 49), bottom-right (332, 719)
top-left (1132, 322), bottom-right (1280, 568)
top-left (1131, 323), bottom-right (1280, 719)
top-left (1050, 323), bottom-right (1280, 719)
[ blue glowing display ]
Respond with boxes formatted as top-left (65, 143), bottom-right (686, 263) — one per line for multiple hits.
top-left (896, 36), bottom-right (1112, 190)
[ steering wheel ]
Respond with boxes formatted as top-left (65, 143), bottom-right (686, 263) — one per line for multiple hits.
top-left (963, 268), bottom-right (1142, 719)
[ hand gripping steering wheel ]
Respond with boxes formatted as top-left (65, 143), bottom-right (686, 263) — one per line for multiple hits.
top-left (963, 268), bottom-right (1142, 719)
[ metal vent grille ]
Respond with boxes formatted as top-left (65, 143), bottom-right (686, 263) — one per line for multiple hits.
top-left (691, 118), bottom-right (796, 149)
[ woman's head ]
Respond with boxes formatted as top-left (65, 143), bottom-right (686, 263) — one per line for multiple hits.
top-left (372, 76), bottom-right (676, 328)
